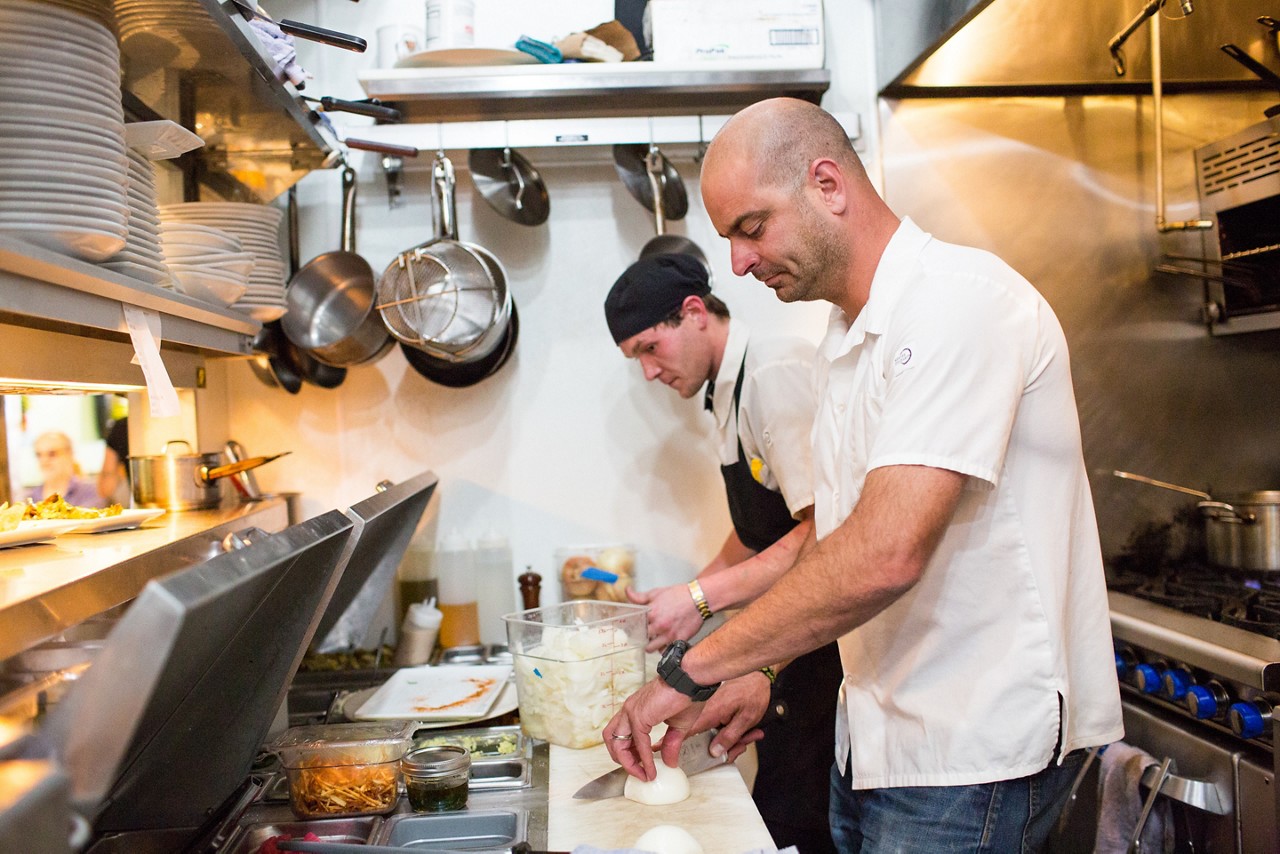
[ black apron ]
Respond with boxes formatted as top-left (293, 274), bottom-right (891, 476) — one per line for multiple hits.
top-left (719, 355), bottom-right (841, 854)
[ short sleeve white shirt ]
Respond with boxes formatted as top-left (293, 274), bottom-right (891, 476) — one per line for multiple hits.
top-left (814, 219), bottom-right (1123, 789)
top-left (706, 320), bottom-right (816, 517)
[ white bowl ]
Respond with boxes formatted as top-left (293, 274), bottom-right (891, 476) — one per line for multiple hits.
top-left (171, 268), bottom-right (248, 306)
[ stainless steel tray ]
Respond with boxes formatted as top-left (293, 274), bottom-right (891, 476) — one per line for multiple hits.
top-left (375, 809), bottom-right (526, 850)
top-left (223, 817), bottom-right (381, 853)
top-left (411, 725), bottom-right (533, 789)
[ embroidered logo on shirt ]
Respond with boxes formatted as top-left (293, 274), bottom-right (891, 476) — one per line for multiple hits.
top-left (750, 457), bottom-right (765, 483)
top-left (892, 346), bottom-right (914, 378)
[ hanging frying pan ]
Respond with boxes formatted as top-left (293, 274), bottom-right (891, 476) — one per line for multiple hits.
top-left (400, 298), bottom-right (520, 388)
top-left (613, 143), bottom-right (687, 221)
top-left (469, 148), bottom-right (550, 226)
top-left (618, 144), bottom-right (711, 278)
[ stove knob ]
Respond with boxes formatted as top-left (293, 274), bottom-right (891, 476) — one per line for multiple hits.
top-left (1186, 683), bottom-right (1227, 720)
top-left (1229, 702), bottom-right (1268, 739)
top-left (1133, 663), bottom-right (1162, 694)
top-left (1161, 668), bottom-right (1192, 701)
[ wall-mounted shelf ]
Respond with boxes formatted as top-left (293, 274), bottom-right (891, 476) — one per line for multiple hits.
top-left (0, 235), bottom-right (259, 364)
top-left (358, 62), bottom-right (831, 123)
top-left (119, 0), bottom-right (340, 202)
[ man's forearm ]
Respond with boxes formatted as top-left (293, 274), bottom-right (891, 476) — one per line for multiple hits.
top-left (700, 517), bottom-right (813, 612)
top-left (680, 465), bottom-right (966, 687)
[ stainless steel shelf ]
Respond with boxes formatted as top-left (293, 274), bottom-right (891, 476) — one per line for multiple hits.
top-left (119, 0), bottom-right (340, 202)
top-left (0, 235), bottom-right (259, 359)
top-left (359, 63), bottom-right (831, 123)
top-left (0, 498), bottom-right (288, 662)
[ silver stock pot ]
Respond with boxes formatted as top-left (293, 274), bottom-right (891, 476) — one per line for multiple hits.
top-left (130, 441), bottom-right (288, 510)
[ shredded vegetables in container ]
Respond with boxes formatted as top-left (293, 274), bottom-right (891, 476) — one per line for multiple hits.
top-left (286, 759), bottom-right (399, 817)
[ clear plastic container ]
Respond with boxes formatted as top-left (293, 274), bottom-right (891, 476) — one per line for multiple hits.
top-left (555, 544), bottom-right (636, 603)
top-left (503, 601), bottom-right (648, 748)
top-left (269, 722), bottom-right (414, 819)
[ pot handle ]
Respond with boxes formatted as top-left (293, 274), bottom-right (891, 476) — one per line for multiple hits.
top-left (1197, 500), bottom-right (1256, 524)
top-left (200, 452), bottom-right (291, 483)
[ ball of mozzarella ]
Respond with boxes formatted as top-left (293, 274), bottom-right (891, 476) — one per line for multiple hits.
top-left (634, 825), bottom-right (704, 854)
top-left (623, 761), bottom-right (690, 806)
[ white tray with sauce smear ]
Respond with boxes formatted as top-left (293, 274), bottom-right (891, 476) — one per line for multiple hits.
top-left (353, 664), bottom-right (512, 721)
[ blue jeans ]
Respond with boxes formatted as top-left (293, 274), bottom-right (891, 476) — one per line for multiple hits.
top-left (828, 751), bottom-right (1086, 853)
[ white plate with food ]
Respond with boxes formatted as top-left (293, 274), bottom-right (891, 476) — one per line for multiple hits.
top-left (62, 508), bottom-right (165, 534)
top-left (0, 520), bottom-right (81, 549)
top-left (353, 664), bottom-right (513, 721)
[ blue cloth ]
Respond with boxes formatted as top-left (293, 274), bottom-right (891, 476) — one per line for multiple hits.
top-left (516, 35), bottom-right (562, 64)
top-left (828, 751), bottom-right (1086, 852)
top-left (25, 478), bottom-right (105, 508)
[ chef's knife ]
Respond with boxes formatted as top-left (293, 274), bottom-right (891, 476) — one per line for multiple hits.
top-left (573, 699), bottom-right (788, 800)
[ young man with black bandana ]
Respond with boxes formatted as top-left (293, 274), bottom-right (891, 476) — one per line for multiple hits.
top-left (604, 252), bottom-right (842, 853)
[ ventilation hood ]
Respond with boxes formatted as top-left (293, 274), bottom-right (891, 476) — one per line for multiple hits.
top-left (877, 0), bottom-right (1280, 97)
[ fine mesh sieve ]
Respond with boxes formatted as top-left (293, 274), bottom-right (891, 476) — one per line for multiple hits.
top-left (376, 152), bottom-right (510, 362)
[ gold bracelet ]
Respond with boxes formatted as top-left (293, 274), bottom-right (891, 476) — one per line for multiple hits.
top-left (688, 580), bottom-right (713, 621)
top-left (759, 666), bottom-right (778, 685)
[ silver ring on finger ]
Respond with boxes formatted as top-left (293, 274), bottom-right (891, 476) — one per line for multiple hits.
top-left (610, 733), bottom-right (633, 741)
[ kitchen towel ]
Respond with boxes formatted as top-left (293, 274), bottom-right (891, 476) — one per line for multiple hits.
top-left (1093, 741), bottom-right (1174, 854)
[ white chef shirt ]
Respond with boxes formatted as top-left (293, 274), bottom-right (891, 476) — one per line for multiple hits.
top-left (815, 218), bottom-right (1123, 789)
top-left (705, 319), bottom-right (816, 518)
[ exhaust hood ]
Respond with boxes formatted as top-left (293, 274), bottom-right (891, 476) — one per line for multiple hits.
top-left (877, 0), bottom-right (1280, 97)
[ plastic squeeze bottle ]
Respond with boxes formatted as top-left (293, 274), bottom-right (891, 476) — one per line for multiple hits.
top-left (435, 530), bottom-right (479, 648)
top-left (394, 597), bottom-right (442, 667)
top-left (473, 529), bottom-right (515, 647)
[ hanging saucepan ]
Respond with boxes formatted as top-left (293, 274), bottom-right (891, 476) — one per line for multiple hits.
top-left (468, 147), bottom-right (550, 226)
top-left (376, 151), bottom-right (512, 363)
top-left (130, 441), bottom-right (290, 511)
top-left (1112, 471), bottom-right (1280, 573)
top-left (282, 167), bottom-right (389, 370)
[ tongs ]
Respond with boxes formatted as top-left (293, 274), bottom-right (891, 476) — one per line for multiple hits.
top-left (228, 0), bottom-right (367, 52)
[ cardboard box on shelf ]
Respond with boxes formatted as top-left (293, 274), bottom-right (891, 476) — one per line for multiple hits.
top-left (649, 0), bottom-right (825, 68)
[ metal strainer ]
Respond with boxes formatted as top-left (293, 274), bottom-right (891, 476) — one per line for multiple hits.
top-left (376, 153), bottom-right (510, 362)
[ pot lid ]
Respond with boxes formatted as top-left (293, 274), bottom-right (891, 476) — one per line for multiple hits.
top-left (468, 147), bottom-right (550, 227)
top-left (612, 143), bottom-right (687, 221)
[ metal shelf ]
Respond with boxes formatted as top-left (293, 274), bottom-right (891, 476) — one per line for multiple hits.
top-left (358, 62), bottom-right (831, 123)
top-left (0, 235), bottom-right (259, 361)
top-left (0, 498), bottom-right (287, 663)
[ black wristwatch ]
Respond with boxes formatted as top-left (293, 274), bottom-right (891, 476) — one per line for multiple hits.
top-left (656, 640), bottom-right (720, 701)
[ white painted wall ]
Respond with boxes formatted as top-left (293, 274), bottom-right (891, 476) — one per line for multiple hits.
top-left (206, 1), bottom-right (877, 638)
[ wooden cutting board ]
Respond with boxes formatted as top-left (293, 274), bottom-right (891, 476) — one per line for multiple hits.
top-left (547, 742), bottom-right (776, 852)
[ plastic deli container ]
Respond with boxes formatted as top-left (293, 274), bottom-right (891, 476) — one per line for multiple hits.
top-left (555, 544), bottom-right (636, 603)
top-left (269, 721), bottom-right (414, 819)
top-left (504, 601), bottom-right (647, 749)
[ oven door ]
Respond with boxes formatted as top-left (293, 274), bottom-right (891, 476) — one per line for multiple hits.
top-left (1051, 698), bottom-right (1276, 853)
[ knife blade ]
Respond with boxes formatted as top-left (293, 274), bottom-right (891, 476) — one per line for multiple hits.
top-left (573, 698), bottom-right (788, 800)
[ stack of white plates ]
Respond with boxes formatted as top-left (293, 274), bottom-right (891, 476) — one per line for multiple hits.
top-left (159, 222), bottom-right (252, 308)
top-left (101, 148), bottom-right (172, 287)
top-left (0, 0), bottom-right (128, 261)
top-left (115, 0), bottom-right (210, 49)
top-left (158, 202), bottom-right (288, 321)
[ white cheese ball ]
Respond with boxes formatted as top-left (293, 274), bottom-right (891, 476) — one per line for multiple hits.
top-left (623, 761), bottom-right (690, 806)
top-left (635, 825), bottom-right (704, 854)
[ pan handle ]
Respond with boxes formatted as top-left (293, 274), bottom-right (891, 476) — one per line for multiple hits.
top-left (1111, 470), bottom-right (1213, 501)
top-left (645, 147), bottom-right (666, 236)
top-left (434, 153), bottom-right (459, 240)
top-left (308, 96), bottom-right (401, 122)
top-left (344, 137), bottom-right (420, 158)
top-left (199, 452), bottom-right (291, 483)
top-left (228, 1), bottom-right (368, 52)
top-left (341, 165), bottom-right (357, 253)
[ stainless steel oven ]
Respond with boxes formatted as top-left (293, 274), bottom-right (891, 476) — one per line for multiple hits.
top-left (1079, 577), bottom-right (1280, 853)
top-left (1182, 114), bottom-right (1280, 334)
